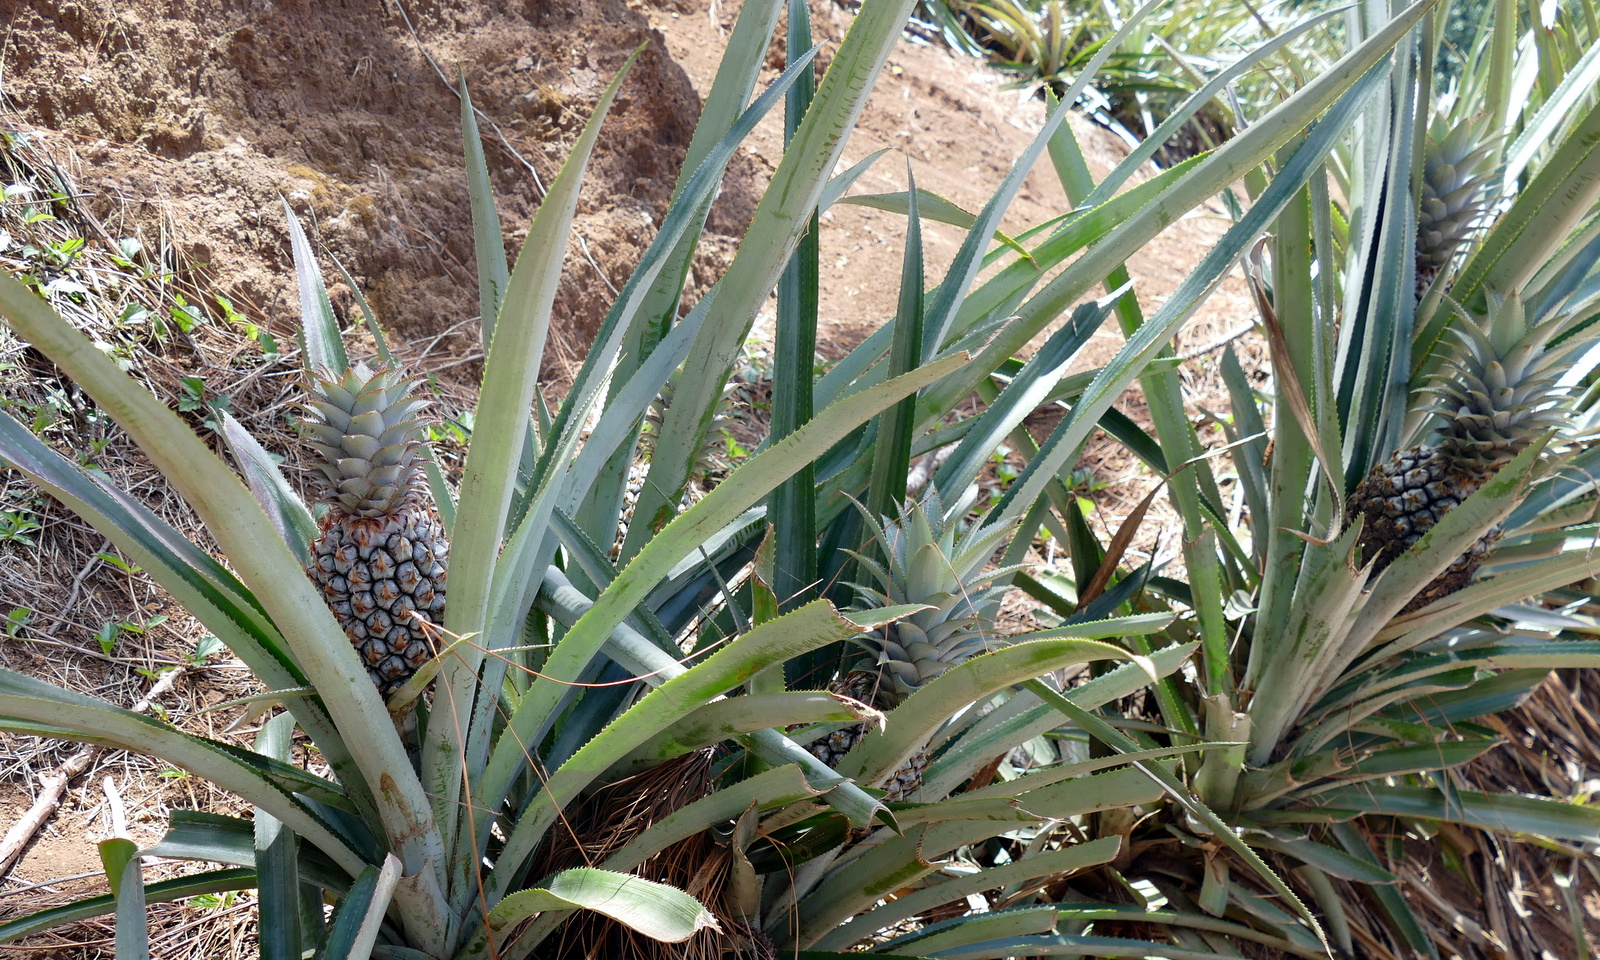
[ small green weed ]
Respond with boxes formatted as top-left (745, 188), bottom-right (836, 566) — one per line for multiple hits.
top-left (177, 376), bottom-right (231, 430)
top-left (0, 509), bottom-right (40, 545)
top-left (93, 613), bottom-right (168, 656)
top-left (186, 891), bottom-right (237, 911)
top-left (216, 295), bottom-right (279, 359)
top-left (188, 634), bottom-right (224, 665)
top-left (4, 607), bottom-right (31, 638)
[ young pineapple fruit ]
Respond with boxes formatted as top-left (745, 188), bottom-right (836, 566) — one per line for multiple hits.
top-left (302, 364), bottom-right (448, 697)
top-left (1415, 116), bottom-right (1498, 298)
top-left (1350, 293), bottom-right (1589, 609)
top-left (806, 489), bottom-right (1018, 801)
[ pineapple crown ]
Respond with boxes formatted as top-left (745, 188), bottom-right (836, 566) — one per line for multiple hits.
top-left (640, 371), bottom-right (735, 482)
top-left (1424, 292), bottom-right (1594, 465)
top-left (1416, 114), bottom-right (1500, 271)
top-left (301, 363), bottom-right (434, 518)
top-left (847, 487), bottom-right (1020, 702)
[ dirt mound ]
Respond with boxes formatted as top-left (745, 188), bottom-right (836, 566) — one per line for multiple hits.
top-left (0, 0), bottom-right (723, 376)
top-left (1, 0), bottom-right (1252, 388)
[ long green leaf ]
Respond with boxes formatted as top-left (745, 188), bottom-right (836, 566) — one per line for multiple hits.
top-left (316, 856), bottom-right (400, 960)
top-left (919, 0), bottom-right (1433, 435)
top-left (512, 766), bottom-right (822, 955)
top-left (0, 869), bottom-right (257, 945)
top-left (620, 0), bottom-right (918, 563)
top-left (466, 869), bottom-right (718, 959)
top-left (1452, 90), bottom-right (1600, 304)
top-left (862, 166), bottom-right (924, 542)
top-left (784, 767), bottom-right (1164, 947)
top-left (770, 0), bottom-right (822, 614)
top-left (578, 0), bottom-right (787, 560)
top-left (256, 713), bottom-right (303, 960)
top-left (993, 58), bottom-right (1391, 544)
top-left (431, 47), bottom-right (648, 809)
top-left (619, 693), bottom-right (873, 771)
top-left (460, 75), bottom-right (509, 350)
top-left (0, 411), bottom-right (355, 779)
top-left (815, 838), bottom-right (1120, 950)
top-left (0, 673), bottom-right (367, 878)
top-left (145, 810), bottom-right (355, 894)
top-left (283, 200), bottom-right (344, 374)
top-left (920, 643), bottom-right (1197, 798)
top-left (879, 906), bottom-right (1058, 954)
top-left (1303, 785), bottom-right (1600, 841)
top-left (933, 297), bottom-right (1111, 496)
top-left (219, 410), bottom-right (317, 565)
top-left (99, 839), bottom-right (147, 960)
top-left (840, 639), bottom-right (1151, 792)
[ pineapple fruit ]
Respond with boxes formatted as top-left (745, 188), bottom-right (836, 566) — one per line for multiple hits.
top-left (1349, 293), bottom-right (1587, 608)
top-left (805, 489), bottom-right (1017, 801)
top-left (1415, 116), bottom-right (1498, 297)
top-left (302, 364), bottom-right (449, 697)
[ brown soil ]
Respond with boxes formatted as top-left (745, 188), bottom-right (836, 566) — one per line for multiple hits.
top-left (0, 0), bottom-right (716, 383)
top-left (0, 0), bottom-right (1254, 381)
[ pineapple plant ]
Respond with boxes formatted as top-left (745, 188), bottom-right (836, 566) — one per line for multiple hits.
top-left (1414, 115), bottom-right (1499, 297)
top-left (805, 488), bottom-right (1017, 800)
top-left (302, 363), bottom-right (448, 697)
top-left (1348, 292), bottom-right (1592, 608)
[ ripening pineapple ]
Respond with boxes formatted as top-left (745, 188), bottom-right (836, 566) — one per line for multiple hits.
top-left (1349, 293), bottom-right (1589, 609)
top-left (302, 364), bottom-right (449, 697)
top-left (1415, 116), bottom-right (1498, 297)
top-left (805, 489), bottom-right (1017, 801)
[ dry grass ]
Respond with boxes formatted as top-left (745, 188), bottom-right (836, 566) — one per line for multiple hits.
top-left (1423, 669), bottom-right (1600, 958)
top-left (529, 748), bottom-right (748, 960)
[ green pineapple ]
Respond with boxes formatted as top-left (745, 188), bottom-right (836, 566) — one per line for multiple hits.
top-left (1415, 116), bottom-right (1498, 297)
top-left (1350, 293), bottom-right (1589, 608)
top-left (805, 489), bottom-right (1017, 801)
top-left (302, 364), bottom-right (448, 697)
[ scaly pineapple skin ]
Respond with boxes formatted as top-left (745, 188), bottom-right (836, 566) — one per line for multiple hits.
top-left (1350, 446), bottom-right (1506, 612)
top-left (310, 499), bottom-right (448, 695)
top-left (804, 667), bottom-right (933, 803)
top-left (1350, 447), bottom-right (1481, 574)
